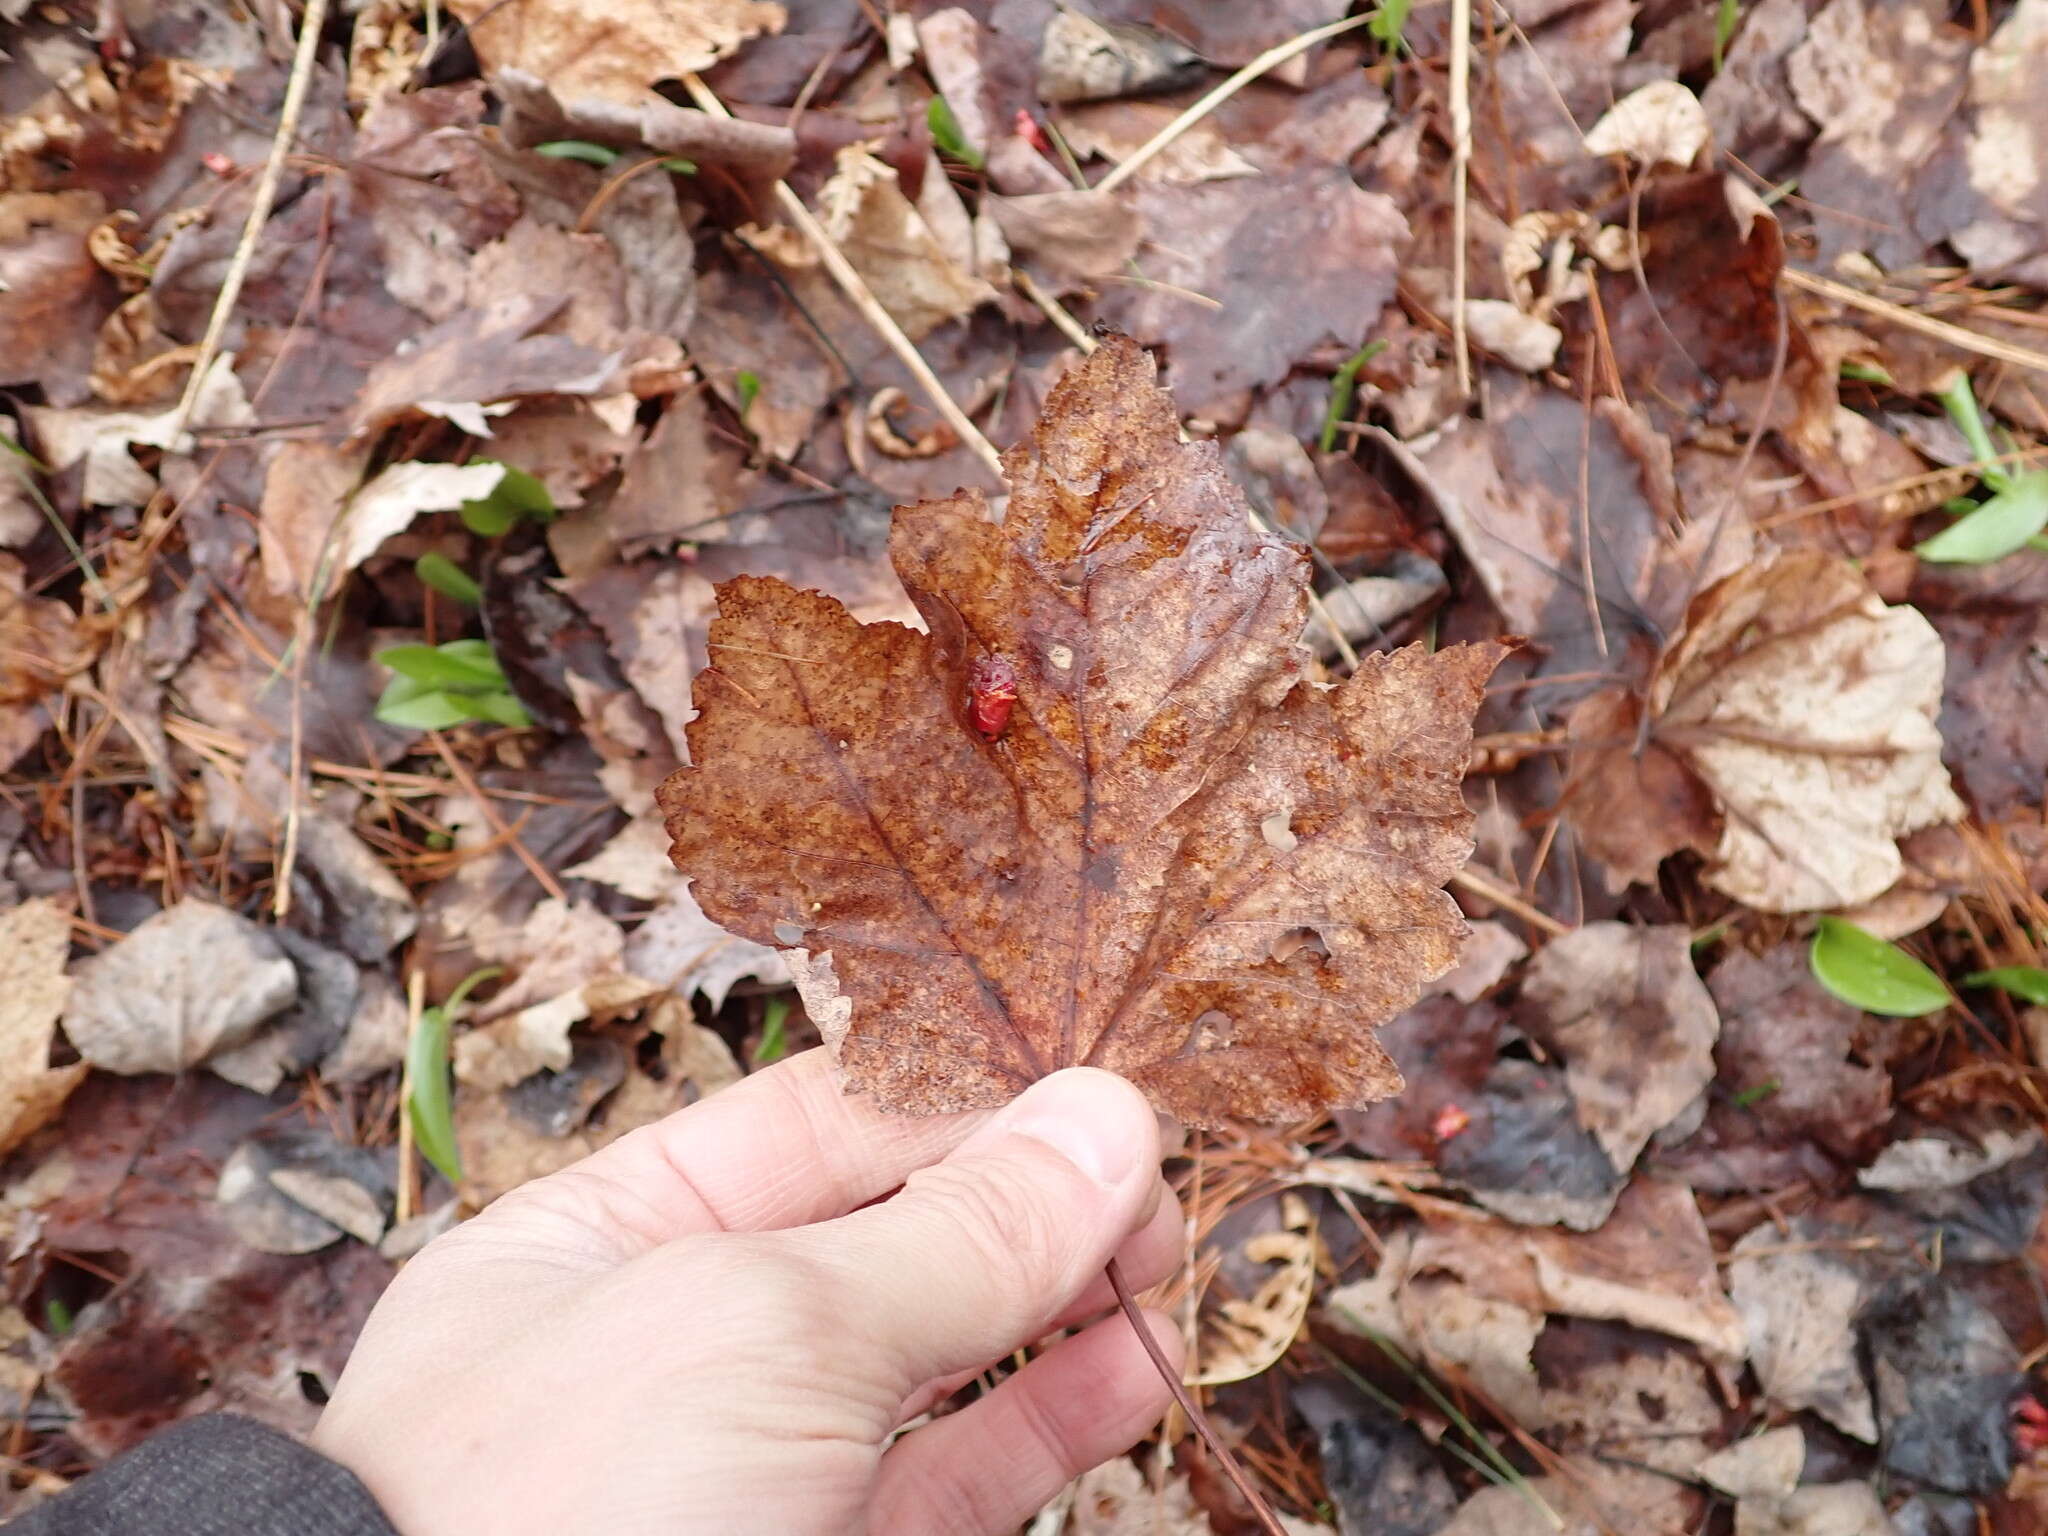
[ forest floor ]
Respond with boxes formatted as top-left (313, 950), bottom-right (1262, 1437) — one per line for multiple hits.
top-left (1, 0), bottom-right (2047, 1531)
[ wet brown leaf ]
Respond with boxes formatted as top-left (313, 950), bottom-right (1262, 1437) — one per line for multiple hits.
top-left (661, 339), bottom-right (1503, 1126)
top-left (19, 1074), bottom-right (391, 1457)
top-left (1094, 170), bottom-right (1408, 420)
top-left (1686, 943), bottom-right (1893, 1179)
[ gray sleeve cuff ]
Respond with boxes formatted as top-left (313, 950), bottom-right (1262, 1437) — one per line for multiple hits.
top-left (7, 1414), bottom-right (398, 1536)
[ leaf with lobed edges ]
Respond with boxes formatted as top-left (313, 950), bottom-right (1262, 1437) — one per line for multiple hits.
top-left (659, 338), bottom-right (1503, 1127)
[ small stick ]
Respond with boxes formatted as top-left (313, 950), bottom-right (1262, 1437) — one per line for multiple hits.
top-left (1105, 1257), bottom-right (1290, 1536)
top-left (1781, 268), bottom-right (2048, 376)
top-left (678, 72), bottom-right (1003, 478)
top-left (167, 0), bottom-right (331, 439)
top-left (1013, 269), bottom-right (1096, 354)
top-left (428, 730), bottom-right (568, 903)
top-left (1449, 0), bottom-right (1474, 396)
top-left (1095, 15), bottom-right (1377, 195)
top-left (1451, 866), bottom-right (1572, 938)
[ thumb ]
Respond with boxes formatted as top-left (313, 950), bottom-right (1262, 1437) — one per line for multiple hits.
top-left (780, 1068), bottom-right (1163, 1389)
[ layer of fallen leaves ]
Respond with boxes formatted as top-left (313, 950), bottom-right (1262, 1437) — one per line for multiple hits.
top-left (2, 0), bottom-right (2047, 1531)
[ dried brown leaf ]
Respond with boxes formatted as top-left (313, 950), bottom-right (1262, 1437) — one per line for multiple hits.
top-left (445, 0), bottom-right (786, 106)
top-left (1570, 550), bottom-right (1964, 907)
top-left (1408, 1177), bottom-right (1747, 1363)
top-left (1650, 550), bottom-right (1963, 911)
top-left (62, 900), bottom-right (298, 1077)
top-left (1515, 922), bottom-right (1719, 1173)
top-left (1095, 171), bottom-right (1407, 418)
top-left (661, 339), bottom-right (1502, 1126)
top-left (748, 147), bottom-right (995, 342)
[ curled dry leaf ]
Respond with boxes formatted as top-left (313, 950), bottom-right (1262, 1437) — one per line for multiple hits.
top-left (1573, 550), bottom-right (1963, 911)
top-left (661, 339), bottom-right (1504, 1126)
top-left (1581, 80), bottom-right (1711, 169)
top-left (1191, 1193), bottom-right (1318, 1387)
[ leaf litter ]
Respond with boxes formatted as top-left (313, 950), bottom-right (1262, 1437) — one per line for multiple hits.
top-left (4, 0), bottom-right (2048, 1530)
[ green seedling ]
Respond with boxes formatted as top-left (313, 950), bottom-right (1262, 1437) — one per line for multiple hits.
top-left (458, 462), bottom-right (554, 536)
top-left (1809, 916), bottom-right (1950, 1017)
top-left (735, 369), bottom-right (762, 415)
top-left (1317, 339), bottom-right (1390, 453)
top-left (1713, 0), bottom-right (1741, 72)
top-left (535, 140), bottom-right (619, 166)
top-left (1917, 373), bottom-right (2048, 563)
top-left (415, 552), bottom-right (482, 605)
top-left (927, 94), bottom-right (985, 170)
top-left (1961, 965), bottom-right (2048, 1005)
top-left (752, 994), bottom-right (792, 1066)
top-left (408, 966), bottom-right (500, 1184)
top-left (1369, 0), bottom-right (1412, 52)
top-left (374, 639), bottom-right (531, 731)
top-left (1731, 1078), bottom-right (1780, 1109)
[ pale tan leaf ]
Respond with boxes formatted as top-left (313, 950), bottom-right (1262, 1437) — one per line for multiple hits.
top-left (1651, 550), bottom-right (1965, 911)
top-left (1583, 80), bottom-right (1711, 167)
top-left (0, 900), bottom-right (86, 1157)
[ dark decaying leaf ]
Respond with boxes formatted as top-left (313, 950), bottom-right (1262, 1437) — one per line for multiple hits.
top-left (661, 339), bottom-right (1503, 1126)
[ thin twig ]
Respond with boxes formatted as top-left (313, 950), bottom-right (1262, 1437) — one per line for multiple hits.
top-left (1761, 446), bottom-right (2041, 527)
top-left (678, 72), bottom-right (1003, 478)
top-left (1104, 1257), bottom-right (1288, 1536)
top-left (1451, 866), bottom-right (1572, 939)
top-left (428, 731), bottom-right (568, 903)
top-left (1013, 269), bottom-right (1096, 353)
top-left (1095, 14), bottom-right (1377, 195)
top-left (167, 0), bottom-right (331, 439)
top-left (1781, 268), bottom-right (2048, 376)
top-left (1574, 358), bottom-right (1606, 658)
top-left (1449, 0), bottom-right (1474, 396)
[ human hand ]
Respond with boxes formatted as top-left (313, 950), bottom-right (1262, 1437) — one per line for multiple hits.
top-left (311, 1049), bottom-right (1185, 1534)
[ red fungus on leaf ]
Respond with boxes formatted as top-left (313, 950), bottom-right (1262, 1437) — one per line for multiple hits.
top-left (966, 655), bottom-right (1019, 741)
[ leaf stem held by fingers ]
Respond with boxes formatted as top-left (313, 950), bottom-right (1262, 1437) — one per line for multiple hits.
top-left (1103, 1257), bottom-right (1289, 1536)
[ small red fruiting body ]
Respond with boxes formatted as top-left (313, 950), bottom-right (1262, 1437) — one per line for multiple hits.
top-left (1013, 109), bottom-right (1052, 155)
top-left (1432, 1102), bottom-right (1471, 1143)
top-left (968, 656), bottom-right (1019, 741)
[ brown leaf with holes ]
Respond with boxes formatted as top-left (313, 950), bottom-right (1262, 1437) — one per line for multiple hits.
top-left (658, 339), bottom-right (1504, 1126)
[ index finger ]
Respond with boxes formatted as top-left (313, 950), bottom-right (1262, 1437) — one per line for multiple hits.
top-left (517, 1047), bottom-right (994, 1253)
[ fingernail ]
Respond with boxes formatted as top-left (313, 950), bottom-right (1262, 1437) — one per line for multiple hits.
top-left (994, 1070), bottom-right (1148, 1188)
